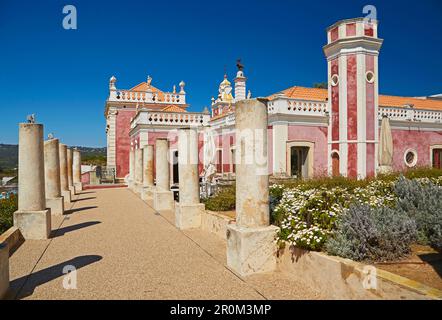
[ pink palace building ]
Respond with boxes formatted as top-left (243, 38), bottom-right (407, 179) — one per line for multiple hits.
top-left (104, 17), bottom-right (442, 183)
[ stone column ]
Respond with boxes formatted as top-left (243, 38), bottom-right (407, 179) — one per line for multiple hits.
top-left (141, 145), bottom-right (154, 201)
top-left (226, 99), bottom-right (279, 276)
top-left (73, 150), bottom-right (83, 192)
top-left (14, 123), bottom-right (51, 239)
top-left (175, 128), bottom-right (205, 229)
top-left (134, 148), bottom-right (143, 194)
top-left (153, 138), bottom-right (174, 211)
top-left (67, 148), bottom-right (75, 197)
top-left (128, 148), bottom-right (135, 189)
top-left (0, 243), bottom-right (9, 299)
top-left (59, 144), bottom-right (72, 204)
top-left (44, 138), bottom-right (64, 215)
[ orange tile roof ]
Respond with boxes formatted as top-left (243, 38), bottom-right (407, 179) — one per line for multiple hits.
top-left (161, 105), bottom-right (187, 113)
top-left (269, 86), bottom-right (442, 111)
top-left (378, 95), bottom-right (442, 111)
top-left (130, 82), bottom-right (165, 100)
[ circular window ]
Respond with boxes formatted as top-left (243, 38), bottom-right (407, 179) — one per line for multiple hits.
top-left (366, 71), bottom-right (375, 83)
top-left (330, 74), bottom-right (339, 87)
top-left (404, 149), bottom-right (418, 167)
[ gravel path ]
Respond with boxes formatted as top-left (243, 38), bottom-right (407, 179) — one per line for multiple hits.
top-left (7, 188), bottom-right (322, 300)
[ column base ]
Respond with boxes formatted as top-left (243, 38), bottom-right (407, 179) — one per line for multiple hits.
top-left (226, 224), bottom-right (279, 277)
top-left (141, 186), bottom-right (154, 201)
top-left (62, 190), bottom-right (72, 204)
top-left (133, 182), bottom-right (143, 195)
top-left (175, 203), bottom-right (205, 230)
top-left (0, 243), bottom-right (9, 299)
top-left (74, 182), bottom-right (83, 193)
top-left (46, 197), bottom-right (64, 216)
top-left (128, 179), bottom-right (134, 190)
top-left (69, 185), bottom-right (76, 197)
top-left (13, 209), bottom-right (51, 240)
top-left (153, 189), bottom-right (174, 211)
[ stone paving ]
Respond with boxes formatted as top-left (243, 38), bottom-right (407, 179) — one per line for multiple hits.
top-left (7, 188), bottom-right (323, 300)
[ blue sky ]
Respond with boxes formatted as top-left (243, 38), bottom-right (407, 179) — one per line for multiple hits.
top-left (0, 0), bottom-right (441, 147)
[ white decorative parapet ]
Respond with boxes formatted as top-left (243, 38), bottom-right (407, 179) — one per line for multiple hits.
top-left (379, 107), bottom-right (442, 124)
top-left (268, 98), bottom-right (329, 117)
top-left (131, 110), bottom-right (210, 129)
top-left (109, 89), bottom-right (186, 105)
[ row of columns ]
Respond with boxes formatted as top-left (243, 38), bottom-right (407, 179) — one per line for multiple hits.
top-left (1, 122), bottom-right (84, 298)
top-left (128, 99), bottom-right (278, 277)
top-left (15, 123), bottom-right (83, 240)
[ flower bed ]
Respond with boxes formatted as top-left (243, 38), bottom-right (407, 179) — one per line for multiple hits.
top-left (271, 168), bottom-right (442, 262)
top-left (0, 194), bottom-right (17, 235)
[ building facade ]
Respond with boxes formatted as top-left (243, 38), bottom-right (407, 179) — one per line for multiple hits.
top-left (105, 17), bottom-right (442, 182)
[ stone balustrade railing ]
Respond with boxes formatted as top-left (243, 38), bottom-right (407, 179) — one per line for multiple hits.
top-left (131, 110), bottom-right (210, 129)
top-left (109, 89), bottom-right (186, 105)
top-left (378, 106), bottom-right (442, 123)
top-left (268, 98), bottom-right (329, 117)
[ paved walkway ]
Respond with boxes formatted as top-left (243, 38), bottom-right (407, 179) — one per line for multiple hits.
top-left (7, 188), bottom-right (323, 300)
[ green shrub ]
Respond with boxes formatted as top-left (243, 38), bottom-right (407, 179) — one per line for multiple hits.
top-left (0, 195), bottom-right (17, 234)
top-left (394, 176), bottom-right (442, 250)
top-left (325, 204), bottom-right (417, 262)
top-left (202, 186), bottom-right (236, 211)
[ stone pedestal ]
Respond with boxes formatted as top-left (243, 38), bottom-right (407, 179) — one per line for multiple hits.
top-left (141, 186), bottom-right (154, 201)
top-left (153, 139), bottom-right (174, 211)
top-left (62, 190), bottom-right (72, 204)
top-left (59, 144), bottom-right (72, 204)
top-left (226, 224), bottom-right (279, 277)
top-left (73, 150), bottom-right (83, 193)
top-left (175, 203), bottom-right (205, 229)
top-left (44, 138), bottom-right (65, 216)
top-left (174, 128), bottom-right (203, 229)
top-left (45, 197), bottom-right (64, 216)
top-left (141, 145), bottom-right (154, 200)
top-left (0, 243), bottom-right (9, 299)
top-left (226, 99), bottom-right (278, 276)
top-left (153, 190), bottom-right (175, 211)
top-left (14, 123), bottom-right (52, 240)
top-left (128, 149), bottom-right (135, 190)
top-left (14, 210), bottom-right (51, 240)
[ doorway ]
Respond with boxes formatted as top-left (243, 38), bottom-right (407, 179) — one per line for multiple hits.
top-left (173, 151), bottom-right (179, 184)
top-left (331, 152), bottom-right (340, 177)
top-left (432, 148), bottom-right (442, 169)
top-left (290, 146), bottom-right (309, 179)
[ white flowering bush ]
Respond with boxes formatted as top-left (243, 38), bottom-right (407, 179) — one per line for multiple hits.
top-left (270, 174), bottom-right (441, 252)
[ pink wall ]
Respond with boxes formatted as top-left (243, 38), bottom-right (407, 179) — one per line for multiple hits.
top-left (288, 125), bottom-right (328, 176)
top-left (391, 129), bottom-right (442, 171)
top-left (115, 109), bottom-right (136, 178)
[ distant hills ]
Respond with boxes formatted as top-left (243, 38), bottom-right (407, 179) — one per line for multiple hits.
top-left (0, 144), bottom-right (107, 171)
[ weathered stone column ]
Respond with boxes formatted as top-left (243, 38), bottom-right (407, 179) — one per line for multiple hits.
top-left (59, 144), bottom-right (72, 204)
top-left (0, 242), bottom-right (9, 299)
top-left (175, 128), bottom-right (205, 229)
top-left (134, 148), bottom-right (143, 194)
top-left (128, 148), bottom-right (135, 189)
top-left (226, 99), bottom-right (279, 276)
top-left (153, 138), bottom-right (174, 211)
top-left (73, 150), bottom-right (83, 192)
top-left (141, 145), bottom-right (154, 201)
top-left (67, 148), bottom-right (75, 197)
top-left (14, 123), bottom-right (51, 239)
top-left (44, 138), bottom-right (64, 215)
